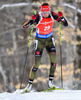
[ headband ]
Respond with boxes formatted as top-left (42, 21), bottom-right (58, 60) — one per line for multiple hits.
top-left (41, 5), bottom-right (50, 11)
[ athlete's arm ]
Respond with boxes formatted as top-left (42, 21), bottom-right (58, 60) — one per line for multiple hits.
top-left (51, 11), bottom-right (68, 26)
top-left (23, 13), bottom-right (39, 28)
top-left (23, 20), bottom-right (33, 28)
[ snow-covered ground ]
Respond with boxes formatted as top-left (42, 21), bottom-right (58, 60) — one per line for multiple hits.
top-left (0, 90), bottom-right (81, 100)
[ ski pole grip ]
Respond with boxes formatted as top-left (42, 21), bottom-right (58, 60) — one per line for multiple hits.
top-left (59, 8), bottom-right (61, 12)
top-left (34, 10), bottom-right (37, 15)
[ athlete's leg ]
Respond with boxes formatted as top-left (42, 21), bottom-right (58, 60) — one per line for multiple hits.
top-left (23, 38), bottom-right (45, 92)
top-left (46, 36), bottom-right (56, 80)
top-left (28, 37), bottom-right (44, 84)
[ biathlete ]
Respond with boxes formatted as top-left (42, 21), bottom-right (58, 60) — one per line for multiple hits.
top-left (22, 3), bottom-right (68, 92)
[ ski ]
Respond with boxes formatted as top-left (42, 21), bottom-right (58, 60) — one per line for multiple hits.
top-left (40, 86), bottom-right (65, 92)
top-left (14, 86), bottom-right (65, 94)
top-left (14, 89), bottom-right (29, 94)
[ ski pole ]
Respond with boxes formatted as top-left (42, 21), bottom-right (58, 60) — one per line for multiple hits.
top-left (20, 24), bottom-right (34, 89)
top-left (59, 8), bottom-right (63, 88)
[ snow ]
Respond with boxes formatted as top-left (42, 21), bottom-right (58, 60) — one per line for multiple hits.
top-left (69, 24), bottom-right (75, 29)
top-left (63, 3), bottom-right (81, 14)
top-left (63, 3), bottom-right (76, 10)
top-left (0, 90), bottom-right (81, 100)
top-left (0, 2), bottom-right (81, 14)
top-left (0, 2), bottom-right (38, 10)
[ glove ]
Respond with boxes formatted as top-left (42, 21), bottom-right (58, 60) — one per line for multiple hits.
top-left (31, 11), bottom-right (38, 20)
top-left (58, 12), bottom-right (63, 18)
top-left (31, 15), bottom-right (37, 20)
top-left (23, 21), bottom-right (30, 28)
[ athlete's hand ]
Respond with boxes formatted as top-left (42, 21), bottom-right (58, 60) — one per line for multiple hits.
top-left (23, 21), bottom-right (29, 28)
top-left (31, 15), bottom-right (37, 20)
top-left (58, 12), bottom-right (63, 18)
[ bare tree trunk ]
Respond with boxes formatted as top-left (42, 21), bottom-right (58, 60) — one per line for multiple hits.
top-left (0, 59), bottom-right (8, 91)
top-left (73, 0), bottom-right (78, 86)
top-left (12, 30), bottom-right (20, 84)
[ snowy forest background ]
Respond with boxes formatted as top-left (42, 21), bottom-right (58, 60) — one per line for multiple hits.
top-left (0, 0), bottom-right (81, 93)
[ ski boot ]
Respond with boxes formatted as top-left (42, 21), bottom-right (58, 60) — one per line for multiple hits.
top-left (20, 83), bottom-right (32, 94)
top-left (48, 80), bottom-right (59, 88)
top-left (48, 80), bottom-right (56, 88)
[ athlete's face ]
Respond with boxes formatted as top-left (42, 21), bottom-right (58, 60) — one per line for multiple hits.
top-left (41, 11), bottom-right (49, 18)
